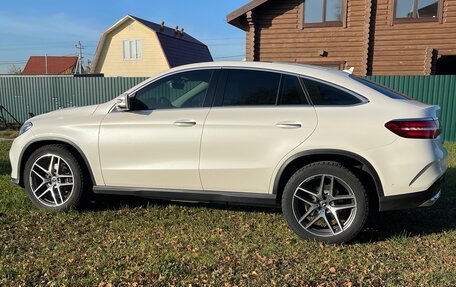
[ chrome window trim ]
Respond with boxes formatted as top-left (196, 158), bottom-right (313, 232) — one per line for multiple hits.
top-left (120, 65), bottom-right (369, 111)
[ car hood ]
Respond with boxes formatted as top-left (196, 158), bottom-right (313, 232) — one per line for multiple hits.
top-left (29, 104), bottom-right (100, 123)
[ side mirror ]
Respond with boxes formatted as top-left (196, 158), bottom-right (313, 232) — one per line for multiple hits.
top-left (115, 93), bottom-right (129, 111)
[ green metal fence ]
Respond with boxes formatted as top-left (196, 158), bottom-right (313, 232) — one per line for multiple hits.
top-left (0, 76), bottom-right (147, 123)
top-left (367, 75), bottom-right (456, 142)
top-left (0, 75), bottom-right (455, 141)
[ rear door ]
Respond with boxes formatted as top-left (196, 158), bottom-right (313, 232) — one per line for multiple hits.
top-left (200, 69), bottom-right (318, 193)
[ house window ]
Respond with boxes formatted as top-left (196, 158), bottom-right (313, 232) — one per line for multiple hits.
top-left (394, 0), bottom-right (441, 22)
top-left (123, 40), bottom-right (142, 60)
top-left (303, 0), bottom-right (344, 27)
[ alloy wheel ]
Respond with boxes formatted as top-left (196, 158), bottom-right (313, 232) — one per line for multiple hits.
top-left (292, 174), bottom-right (358, 237)
top-left (29, 154), bottom-right (75, 207)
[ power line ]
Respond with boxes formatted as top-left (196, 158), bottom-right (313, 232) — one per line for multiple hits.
top-left (199, 36), bottom-right (244, 41)
top-left (0, 63), bottom-right (26, 66)
top-left (214, 54), bottom-right (245, 59)
top-left (0, 59), bottom-right (28, 62)
top-left (208, 43), bottom-right (245, 47)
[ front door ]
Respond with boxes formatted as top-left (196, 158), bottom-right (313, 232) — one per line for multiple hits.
top-left (99, 69), bottom-right (216, 190)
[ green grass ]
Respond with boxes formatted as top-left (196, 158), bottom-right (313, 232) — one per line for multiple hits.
top-left (0, 141), bottom-right (455, 286)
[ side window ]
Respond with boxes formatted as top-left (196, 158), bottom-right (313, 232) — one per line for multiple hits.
top-left (221, 70), bottom-right (280, 106)
top-left (131, 70), bottom-right (213, 111)
top-left (302, 78), bottom-right (362, 106)
top-left (279, 75), bottom-right (309, 105)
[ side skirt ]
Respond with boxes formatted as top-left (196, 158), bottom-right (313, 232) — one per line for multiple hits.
top-left (93, 186), bottom-right (279, 208)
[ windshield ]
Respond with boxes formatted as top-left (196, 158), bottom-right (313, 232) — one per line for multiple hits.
top-left (350, 75), bottom-right (412, 100)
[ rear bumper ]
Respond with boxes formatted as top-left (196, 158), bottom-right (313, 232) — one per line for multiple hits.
top-left (379, 175), bottom-right (444, 211)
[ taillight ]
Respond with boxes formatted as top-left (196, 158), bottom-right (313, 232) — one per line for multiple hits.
top-left (385, 118), bottom-right (440, 139)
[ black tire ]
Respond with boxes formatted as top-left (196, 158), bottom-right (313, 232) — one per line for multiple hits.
top-left (282, 161), bottom-right (369, 244)
top-left (23, 144), bottom-right (86, 211)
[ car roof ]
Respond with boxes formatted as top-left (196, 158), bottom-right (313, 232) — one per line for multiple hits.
top-left (169, 61), bottom-right (350, 80)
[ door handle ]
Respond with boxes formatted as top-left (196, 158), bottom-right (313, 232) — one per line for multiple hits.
top-left (276, 121), bottom-right (302, 129)
top-left (174, 120), bottom-right (197, 127)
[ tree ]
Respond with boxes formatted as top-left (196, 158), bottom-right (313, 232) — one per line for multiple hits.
top-left (7, 64), bottom-right (22, 75)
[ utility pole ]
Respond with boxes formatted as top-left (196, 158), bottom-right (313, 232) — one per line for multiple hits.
top-left (75, 41), bottom-right (84, 74)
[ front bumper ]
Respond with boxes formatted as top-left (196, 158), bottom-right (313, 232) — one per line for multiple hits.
top-left (379, 175), bottom-right (444, 211)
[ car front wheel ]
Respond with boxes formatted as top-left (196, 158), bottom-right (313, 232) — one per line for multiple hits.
top-left (282, 161), bottom-right (369, 243)
top-left (23, 144), bottom-right (85, 211)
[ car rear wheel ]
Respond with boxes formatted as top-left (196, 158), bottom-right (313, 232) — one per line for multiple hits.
top-left (282, 161), bottom-right (369, 243)
top-left (23, 145), bottom-right (85, 211)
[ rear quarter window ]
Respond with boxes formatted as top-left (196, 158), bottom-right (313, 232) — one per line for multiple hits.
top-left (302, 78), bottom-right (363, 106)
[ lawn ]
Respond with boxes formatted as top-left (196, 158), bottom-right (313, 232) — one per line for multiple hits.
top-left (0, 141), bottom-right (455, 287)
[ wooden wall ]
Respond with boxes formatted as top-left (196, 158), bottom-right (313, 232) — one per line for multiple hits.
top-left (240, 0), bottom-right (456, 75)
top-left (370, 0), bottom-right (456, 75)
top-left (247, 0), bottom-right (371, 75)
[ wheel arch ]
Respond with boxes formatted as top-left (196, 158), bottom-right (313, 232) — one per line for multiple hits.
top-left (18, 138), bottom-right (95, 188)
top-left (273, 149), bottom-right (384, 211)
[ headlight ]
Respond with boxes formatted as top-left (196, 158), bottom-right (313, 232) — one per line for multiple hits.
top-left (19, 122), bottom-right (33, 135)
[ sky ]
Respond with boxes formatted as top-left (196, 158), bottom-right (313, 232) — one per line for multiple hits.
top-left (0, 0), bottom-right (249, 73)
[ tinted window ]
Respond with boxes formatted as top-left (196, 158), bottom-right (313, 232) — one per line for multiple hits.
top-left (222, 70), bottom-right (280, 106)
top-left (351, 76), bottom-right (411, 100)
top-left (131, 70), bottom-right (212, 111)
top-left (279, 75), bottom-right (309, 105)
top-left (303, 78), bottom-right (362, 105)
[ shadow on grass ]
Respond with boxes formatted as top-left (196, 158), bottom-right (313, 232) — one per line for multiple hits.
top-left (83, 194), bottom-right (281, 214)
top-left (0, 160), bottom-right (11, 177)
top-left (83, 167), bottom-right (455, 243)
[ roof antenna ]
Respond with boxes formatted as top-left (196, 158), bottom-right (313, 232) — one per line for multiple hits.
top-left (160, 21), bottom-right (165, 32)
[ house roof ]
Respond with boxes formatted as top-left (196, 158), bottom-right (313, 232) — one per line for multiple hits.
top-left (156, 33), bottom-right (212, 67)
top-left (129, 15), bottom-right (206, 46)
top-left (22, 56), bottom-right (78, 75)
top-left (91, 15), bottom-right (213, 73)
top-left (227, 0), bottom-right (269, 30)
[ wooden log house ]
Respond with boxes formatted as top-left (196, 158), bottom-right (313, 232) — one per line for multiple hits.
top-left (227, 0), bottom-right (456, 75)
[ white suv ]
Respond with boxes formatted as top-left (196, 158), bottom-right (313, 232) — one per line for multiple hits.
top-left (9, 62), bottom-right (448, 243)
